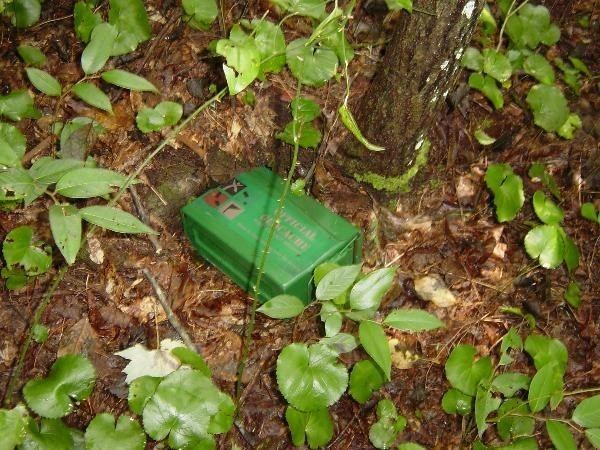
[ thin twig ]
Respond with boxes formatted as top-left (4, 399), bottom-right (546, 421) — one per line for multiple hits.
top-left (129, 185), bottom-right (162, 254)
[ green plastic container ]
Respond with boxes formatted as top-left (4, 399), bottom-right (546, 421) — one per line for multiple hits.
top-left (181, 167), bottom-right (362, 303)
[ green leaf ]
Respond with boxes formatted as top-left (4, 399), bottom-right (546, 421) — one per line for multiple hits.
top-left (55, 167), bottom-right (127, 198)
top-left (0, 122), bottom-right (26, 169)
top-left (532, 190), bottom-right (564, 224)
top-left (324, 311), bottom-right (342, 337)
top-left (526, 84), bottom-right (569, 133)
top-left (385, 0), bottom-right (412, 12)
top-left (482, 49), bottom-right (512, 83)
top-left (485, 163), bottom-right (524, 222)
top-left (581, 202), bottom-right (598, 223)
top-left (528, 163), bottom-right (561, 199)
top-left (82, 23), bottom-right (118, 75)
top-left (359, 321), bottom-right (391, 381)
top-left (564, 280), bottom-right (581, 308)
top-left (171, 347), bottom-right (211, 377)
top-left (0, 90), bottom-right (41, 121)
top-left (349, 267), bottom-right (394, 310)
top-left (285, 407), bottom-right (333, 449)
top-left (491, 372), bottom-right (530, 397)
top-left (276, 343), bottom-right (348, 411)
top-left (444, 344), bottom-right (492, 397)
top-left (22, 418), bottom-right (74, 450)
top-left (572, 395), bottom-right (600, 428)
top-left (242, 19), bottom-right (286, 75)
top-left (559, 228), bottom-right (579, 273)
top-left (25, 68), bottom-right (62, 97)
top-left (2, 226), bottom-right (51, 275)
top-left (499, 327), bottom-right (523, 365)
top-left (523, 54), bottom-right (555, 84)
top-left (102, 70), bottom-right (158, 93)
top-left (475, 383), bottom-right (501, 437)
top-left (524, 334), bottom-right (568, 372)
top-left (349, 359), bottom-right (385, 404)
top-left (569, 56), bottom-right (590, 76)
top-left (528, 362), bottom-right (563, 413)
top-left (0, 404), bottom-right (28, 450)
top-left (317, 9), bottom-right (354, 64)
top-left (136, 101), bottom-right (183, 133)
top-left (585, 428), bottom-right (600, 449)
top-left (0, 167), bottom-right (44, 204)
top-left (505, 4), bottom-right (560, 49)
top-left (383, 308), bottom-right (444, 332)
top-left (32, 323), bottom-right (49, 343)
top-left (276, 121), bottom-right (322, 149)
top-left (474, 129), bottom-right (496, 146)
top-left (524, 224), bottom-right (564, 269)
top-left (127, 376), bottom-right (162, 415)
top-left (23, 354), bottom-right (96, 418)
top-left (74, 1), bottom-right (102, 43)
top-left (85, 414), bottom-right (145, 450)
top-left (72, 82), bottom-right (113, 113)
top-left (257, 294), bottom-right (305, 318)
top-left (10, 0), bottom-right (41, 27)
top-left (496, 398), bottom-right (535, 441)
top-left (461, 47), bottom-right (483, 71)
top-left (49, 204), bottom-right (82, 265)
top-left (108, 0), bottom-right (152, 56)
top-left (557, 113), bottom-right (582, 140)
top-left (215, 25), bottom-right (260, 95)
top-left (479, 5), bottom-right (497, 35)
top-left (314, 262), bottom-right (339, 285)
top-left (182, 0), bottom-right (218, 31)
top-left (469, 73), bottom-right (504, 109)
top-left (546, 420), bottom-right (577, 450)
top-left (369, 399), bottom-right (406, 449)
top-left (339, 104), bottom-right (385, 152)
top-left (441, 388), bottom-right (473, 415)
top-left (142, 369), bottom-right (234, 447)
top-left (269, 0), bottom-right (326, 19)
top-left (17, 44), bottom-right (46, 66)
top-left (319, 333), bottom-right (359, 354)
top-left (291, 97), bottom-right (320, 123)
top-left (80, 205), bottom-right (157, 234)
top-left (316, 264), bottom-right (361, 300)
top-left (286, 39), bottom-right (338, 87)
top-left (29, 157), bottom-right (84, 184)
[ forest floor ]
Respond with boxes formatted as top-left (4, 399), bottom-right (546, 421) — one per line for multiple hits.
top-left (0, 0), bottom-right (598, 449)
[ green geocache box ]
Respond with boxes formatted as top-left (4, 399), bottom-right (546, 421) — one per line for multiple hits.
top-left (181, 167), bottom-right (362, 303)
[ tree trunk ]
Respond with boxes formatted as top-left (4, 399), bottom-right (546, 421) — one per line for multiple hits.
top-left (337, 0), bottom-right (484, 191)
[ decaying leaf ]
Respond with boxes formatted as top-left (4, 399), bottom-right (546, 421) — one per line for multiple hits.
top-left (115, 338), bottom-right (185, 383)
top-left (414, 274), bottom-right (457, 307)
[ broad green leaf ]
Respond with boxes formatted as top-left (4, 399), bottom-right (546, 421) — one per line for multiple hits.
top-left (270, 0), bottom-right (326, 19)
top-left (25, 68), bottom-right (62, 97)
top-left (383, 308), bottom-right (444, 332)
top-left (359, 321), bottom-right (391, 381)
top-left (499, 327), bottom-right (523, 365)
top-left (349, 359), bottom-right (385, 404)
top-left (102, 70), bottom-right (158, 93)
top-left (257, 294), bottom-right (305, 318)
top-left (532, 190), bottom-right (564, 224)
top-left (136, 101), bottom-right (183, 133)
top-left (80, 206), bottom-right (158, 234)
top-left (216, 25), bottom-right (261, 95)
top-left (85, 414), bottom-right (145, 450)
top-left (127, 376), bottom-right (162, 415)
top-left (142, 369), bottom-right (234, 447)
top-left (349, 267), bottom-right (395, 310)
top-left (0, 167), bottom-right (45, 204)
top-left (82, 23), bottom-right (118, 75)
top-left (526, 84), bottom-right (569, 133)
top-left (581, 202), bottom-right (598, 223)
top-left (29, 157), bottom-right (84, 184)
top-left (475, 383), bottom-right (501, 437)
top-left (482, 49), bottom-right (512, 83)
top-left (108, 0), bottom-right (152, 56)
top-left (21, 418), bottom-right (74, 450)
top-left (0, 404), bottom-right (28, 450)
top-left (182, 0), bottom-right (218, 31)
top-left (55, 167), bottom-right (127, 198)
top-left (474, 129), bottom-right (496, 146)
top-left (585, 428), bottom-right (600, 449)
top-left (523, 54), bottom-right (555, 84)
top-left (505, 4), bottom-right (560, 49)
top-left (572, 395), bottom-right (600, 428)
top-left (557, 113), bottom-right (582, 140)
top-left (485, 163), bottom-right (524, 222)
top-left (242, 19), bottom-right (286, 75)
top-left (569, 56), bottom-right (590, 76)
top-left (276, 121), bottom-right (322, 149)
top-left (559, 228), bottom-right (579, 273)
top-left (32, 323), bottom-right (49, 343)
top-left (528, 163), bottom-right (561, 199)
top-left (369, 399), bottom-right (407, 449)
top-left (461, 47), bottom-right (483, 71)
top-left (441, 388), bottom-right (472, 415)
top-left (316, 264), bottom-right (361, 300)
top-left (49, 204), bottom-right (82, 265)
top-left (276, 343), bottom-right (347, 411)
top-left (339, 104), bottom-right (385, 152)
top-left (10, 0), bottom-right (41, 28)
top-left (0, 90), bottom-right (41, 121)
top-left (74, 1), bottom-right (102, 43)
top-left (23, 354), bottom-right (96, 418)
top-left (72, 82), bottom-right (113, 113)
top-left (564, 280), bottom-right (581, 308)
top-left (491, 372), bottom-right (530, 397)
top-left (0, 122), bottom-right (26, 168)
top-left (319, 333), bottom-right (359, 354)
top-left (324, 311), bottom-right (342, 337)
top-left (17, 44), bottom-right (46, 66)
top-left (524, 334), bottom-right (568, 372)
top-left (385, 0), bottom-right (412, 12)
top-left (479, 5), bottom-right (497, 35)
top-left (171, 347), bottom-right (211, 377)
top-left (469, 73), bottom-right (504, 109)
top-left (546, 420), bottom-right (577, 450)
top-left (444, 344), bottom-right (492, 397)
top-left (285, 407), bottom-right (333, 449)
top-left (317, 10), bottom-right (354, 64)
top-left (524, 224), bottom-right (564, 269)
top-left (2, 226), bottom-right (51, 275)
top-left (286, 39), bottom-right (338, 87)
top-left (497, 398), bottom-right (535, 441)
top-left (291, 97), bottom-right (320, 123)
top-left (528, 362), bottom-right (563, 412)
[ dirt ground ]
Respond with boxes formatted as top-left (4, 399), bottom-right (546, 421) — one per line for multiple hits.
top-left (0, 0), bottom-right (598, 448)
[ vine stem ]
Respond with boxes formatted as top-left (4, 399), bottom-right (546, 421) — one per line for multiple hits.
top-left (2, 89), bottom-right (227, 408)
top-left (564, 386), bottom-right (600, 396)
top-left (496, 0), bottom-right (530, 51)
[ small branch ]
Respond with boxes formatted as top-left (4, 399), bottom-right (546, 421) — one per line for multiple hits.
top-left (142, 268), bottom-right (195, 351)
top-left (129, 185), bottom-right (162, 254)
top-left (564, 386), bottom-right (600, 397)
top-left (22, 136), bottom-right (54, 164)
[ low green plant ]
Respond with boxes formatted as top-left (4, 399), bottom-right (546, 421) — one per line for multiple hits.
top-left (1, 226), bottom-right (51, 289)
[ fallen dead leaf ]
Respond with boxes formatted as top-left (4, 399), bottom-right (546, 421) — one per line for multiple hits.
top-left (58, 318), bottom-right (100, 357)
top-left (414, 274), bottom-right (457, 307)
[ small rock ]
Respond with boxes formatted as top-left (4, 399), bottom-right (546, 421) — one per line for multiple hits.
top-left (88, 237), bottom-right (105, 265)
top-left (414, 274), bottom-right (457, 307)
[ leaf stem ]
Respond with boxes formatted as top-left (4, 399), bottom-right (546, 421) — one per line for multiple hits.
top-left (563, 386), bottom-right (600, 396)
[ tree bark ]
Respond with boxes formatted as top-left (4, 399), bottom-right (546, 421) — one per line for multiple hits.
top-left (337, 0), bottom-right (484, 189)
